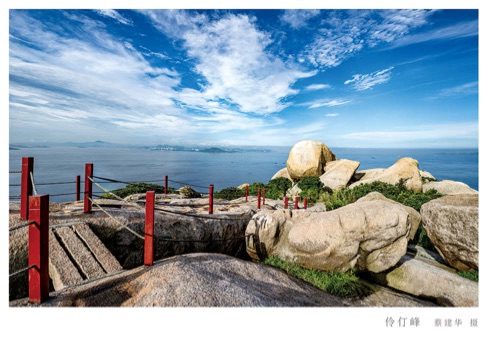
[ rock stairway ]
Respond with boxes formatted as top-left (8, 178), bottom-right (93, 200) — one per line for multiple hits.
top-left (49, 223), bottom-right (122, 290)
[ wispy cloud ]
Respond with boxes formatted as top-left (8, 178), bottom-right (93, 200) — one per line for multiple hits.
top-left (302, 10), bottom-right (434, 69)
top-left (280, 9), bottom-right (320, 29)
top-left (428, 81), bottom-right (478, 99)
top-left (344, 67), bottom-right (394, 91)
top-left (387, 20), bottom-right (478, 49)
top-left (93, 9), bottom-right (133, 26)
top-left (300, 99), bottom-right (352, 109)
top-left (304, 84), bottom-right (331, 91)
top-left (325, 113), bottom-right (340, 117)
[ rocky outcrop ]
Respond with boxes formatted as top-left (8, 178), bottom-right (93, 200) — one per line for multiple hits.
top-left (237, 183), bottom-right (250, 190)
top-left (246, 200), bottom-right (413, 273)
top-left (367, 250), bottom-right (478, 307)
top-left (421, 194), bottom-right (478, 271)
top-left (10, 253), bottom-right (437, 307)
top-left (423, 180), bottom-right (478, 195)
top-left (356, 192), bottom-right (421, 240)
top-left (319, 159), bottom-right (360, 192)
top-left (271, 168), bottom-right (293, 182)
top-left (419, 170), bottom-right (436, 182)
top-left (286, 140), bottom-right (336, 180)
top-left (350, 157), bottom-right (423, 192)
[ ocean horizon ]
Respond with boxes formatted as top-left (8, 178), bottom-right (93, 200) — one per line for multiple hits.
top-left (8, 145), bottom-right (479, 203)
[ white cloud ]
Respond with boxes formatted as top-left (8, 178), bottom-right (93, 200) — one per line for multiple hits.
top-left (304, 84), bottom-right (331, 91)
top-left (280, 10), bottom-right (320, 29)
top-left (325, 113), bottom-right (340, 117)
top-left (94, 9), bottom-right (133, 26)
top-left (301, 99), bottom-right (351, 109)
top-left (302, 10), bottom-right (434, 68)
top-left (344, 67), bottom-right (394, 91)
top-left (429, 81), bottom-right (478, 99)
top-left (159, 12), bottom-right (316, 114)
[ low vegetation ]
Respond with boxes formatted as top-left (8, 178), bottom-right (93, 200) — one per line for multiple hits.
top-left (458, 269), bottom-right (478, 282)
top-left (265, 257), bottom-right (373, 298)
top-left (101, 182), bottom-right (175, 199)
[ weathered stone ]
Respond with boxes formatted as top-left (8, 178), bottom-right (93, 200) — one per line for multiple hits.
top-left (356, 192), bottom-right (421, 240)
top-left (48, 229), bottom-right (83, 290)
top-left (320, 159), bottom-right (360, 191)
top-left (287, 183), bottom-right (302, 196)
top-left (271, 168), bottom-right (293, 182)
top-left (246, 200), bottom-right (412, 273)
top-left (350, 157), bottom-right (423, 192)
top-left (421, 194), bottom-right (478, 271)
top-left (286, 140), bottom-right (337, 180)
top-left (179, 186), bottom-right (202, 198)
top-left (423, 180), bottom-right (478, 195)
top-left (419, 170), bottom-right (436, 182)
top-left (352, 168), bottom-right (384, 182)
top-left (307, 203), bottom-right (327, 212)
top-left (237, 183), bottom-right (250, 190)
top-left (367, 253), bottom-right (478, 307)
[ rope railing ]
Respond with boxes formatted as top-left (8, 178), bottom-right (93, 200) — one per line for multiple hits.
top-left (9, 169), bottom-right (22, 174)
top-left (9, 265), bottom-right (35, 278)
top-left (9, 221), bottom-right (33, 232)
top-left (30, 171), bottom-right (38, 195)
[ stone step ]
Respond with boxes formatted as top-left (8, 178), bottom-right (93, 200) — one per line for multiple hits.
top-left (48, 229), bottom-right (83, 290)
top-left (55, 226), bottom-right (105, 280)
top-left (73, 223), bottom-right (122, 273)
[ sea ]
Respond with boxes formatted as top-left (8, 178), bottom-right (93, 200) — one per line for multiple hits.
top-left (8, 146), bottom-right (479, 203)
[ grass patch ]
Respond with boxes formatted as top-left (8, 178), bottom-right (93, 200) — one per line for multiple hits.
top-left (264, 257), bottom-right (373, 298)
top-left (101, 182), bottom-right (176, 199)
top-left (458, 270), bottom-right (478, 282)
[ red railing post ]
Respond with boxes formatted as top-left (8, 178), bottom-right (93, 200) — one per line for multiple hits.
top-left (84, 163), bottom-right (93, 214)
top-left (304, 197), bottom-right (307, 210)
top-left (209, 184), bottom-right (214, 214)
top-left (294, 196), bottom-right (299, 210)
top-left (164, 175), bottom-right (168, 195)
top-left (144, 191), bottom-right (155, 267)
top-left (245, 185), bottom-right (249, 202)
top-left (28, 194), bottom-right (49, 303)
top-left (76, 175), bottom-right (81, 201)
top-left (263, 189), bottom-right (266, 206)
top-left (284, 196), bottom-right (289, 209)
top-left (257, 188), bottom-right (261, 209)
top-left (20, 157), bottom-right (34, 220)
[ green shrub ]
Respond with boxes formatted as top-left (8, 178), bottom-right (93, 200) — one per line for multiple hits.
top-left (101, 182), bottom-right (175, 199)
top-left (264, 257), bottom-right (373, 298)
top-left (215, 187), bottom-right (245, 200)
top-left (264, 177), bottom-right (293, 200)
top-left (296, 176), bottom-right (327, 203)
top-left (458, 270), bottom-right (478, 282)
top-left (412, 226), bottom-right (436, 251)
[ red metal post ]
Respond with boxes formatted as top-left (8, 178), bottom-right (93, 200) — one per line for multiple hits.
top-left (144, 191), bottom-right (155, 267)
top-left (20, 157), bottom-right (34, 220)
top-left (164, 175), bottom-right (168, 195)
top-left (28, 195), bottom-right (49, 303)
top-left (304, 197), bottom-right (307, 210)
top-left (245, 185), bottom-right (249, 202)
top-left (209, 184), bottom-right (214, 214)
top-left (84, 163), bottom-right (93, 214)
top-left (76, 175), bottom-right (81, 201)
top-left (284, 196), bottom-right (289, 209)
top-left (263, 189), bottom-right (266, 206)
top-left (294, 196), bottom-right (299, 210)
top-left (257, 188), bottom-right (261, 209)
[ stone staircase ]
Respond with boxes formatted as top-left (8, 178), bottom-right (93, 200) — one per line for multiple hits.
top-left (49, 223), bottom-right (122, 290)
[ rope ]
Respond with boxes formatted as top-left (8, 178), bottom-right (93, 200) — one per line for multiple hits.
top-left (9, 170), bottom-right (22, 174)
top-left (9, 195), bottom-right (21, 199)
top-left (9, 221), bottom-right (33, 232)
top-left (92, 175), bottom-right (132, 185)
top-left (88, 197), bottom-right (144, 240)
top-left (168, 179), bottom-right (208, 189)
top-left (35, 180), bottom-right (79, 186)
top-left (30, 172), bottom-right (38, 195)
top-left (9, 265), bottom-right (35, 278)
top-left (89, 177), bottom-right (145, 211)
top-left (153, 206), bottom-right (249, 222)
top-left (155, 235), bottom-right (247, 243)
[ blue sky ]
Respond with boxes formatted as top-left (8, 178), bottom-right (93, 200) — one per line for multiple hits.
top-left (8, 7), bottom-right (479, 148)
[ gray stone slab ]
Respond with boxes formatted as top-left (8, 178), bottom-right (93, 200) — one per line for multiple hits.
top-left (48, 229), bottom-right (83, 290)
top-left (55, 227), bottom-right (105, 279)
top-left (73, 223), bottom-right (122, 273)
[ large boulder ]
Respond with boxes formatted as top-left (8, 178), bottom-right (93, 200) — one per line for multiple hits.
top-left (350, 157), bottom-right (423, 192)
top-left (423, 180), bottom-right (478, 195)
top-left (319, 159), bottom-right (360, 192)
top-left (367, 251), bottom-right (478, 307)
top-left (420, 194), bottom-right (478, 271)
top-left (356, 192), bottom-right (421, 240)
top-left (286, 140), bottom-right (337, 180)
top-left (271, 168), bottom-right (293, 182)
top-left (246, 200), bottom-right (413, 273)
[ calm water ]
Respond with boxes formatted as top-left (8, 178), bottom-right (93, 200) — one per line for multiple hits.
top-left (8, 146), bottom-right (479, 202)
